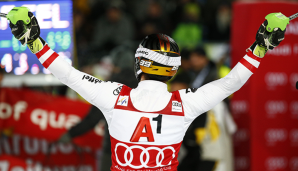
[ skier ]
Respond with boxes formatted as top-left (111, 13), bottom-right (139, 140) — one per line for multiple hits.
top-left (9, 11), bottom-right (285, 171)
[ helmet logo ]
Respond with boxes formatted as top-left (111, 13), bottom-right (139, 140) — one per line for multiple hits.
top-left (136, 50), bottom-right (149, 55)
top-left (140, 60), bottom-right (152, 67)
top-left (172, 66), bottom-right (179, 70)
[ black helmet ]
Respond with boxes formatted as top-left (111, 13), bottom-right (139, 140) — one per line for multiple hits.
top-left (134, 33), bottom-right (181, 82)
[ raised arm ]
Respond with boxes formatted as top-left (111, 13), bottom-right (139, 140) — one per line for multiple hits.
top-left (8, 9), bottom-right (121, 114)
top-left (180, 51), bottom-right (259, 121)
top-left (181, 18), bottom-right (286, 122)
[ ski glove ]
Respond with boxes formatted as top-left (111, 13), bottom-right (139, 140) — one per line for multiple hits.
top-left (249, 20), bottom-right (286, 58)
top-left (9, 11), bottom-right (46, 54)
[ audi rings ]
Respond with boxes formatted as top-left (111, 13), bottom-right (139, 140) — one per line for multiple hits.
top-left (115, 143), bottom-right (176, 169)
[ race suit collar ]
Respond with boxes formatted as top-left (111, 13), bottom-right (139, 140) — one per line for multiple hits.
top-left (137, 80), bottom-right (168, 91)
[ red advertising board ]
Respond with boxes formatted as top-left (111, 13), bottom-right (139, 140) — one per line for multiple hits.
top-left (231, 2), bottom-right (298, 171)
top-left (0, 88), bottom-right (105, 170)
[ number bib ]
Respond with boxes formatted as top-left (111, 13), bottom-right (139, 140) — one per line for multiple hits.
top-left (109, 85), bottom-right (185, 171)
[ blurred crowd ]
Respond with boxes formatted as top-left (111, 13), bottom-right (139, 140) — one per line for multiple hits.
top-left (73, 0), bottom-right (232, 79)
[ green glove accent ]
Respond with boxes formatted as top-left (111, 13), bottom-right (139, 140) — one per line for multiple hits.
top-left (265, 13), bottom-right (289, 32)
top-left (250, 13), bottom-right (287, 58)
top-left (252, 44), bottom-right (267, 58)
top-left (249, 41), bottom-right (267, 58)
top-left (27, 37), bottom-right (46, 54)
top-left (9, 11), bottom-right (41, 46)
top-left (7, 7), bottom-right (31, 25)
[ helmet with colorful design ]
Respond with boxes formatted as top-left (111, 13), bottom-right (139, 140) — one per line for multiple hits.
top-left (134, 33), bottom-right (181, 82)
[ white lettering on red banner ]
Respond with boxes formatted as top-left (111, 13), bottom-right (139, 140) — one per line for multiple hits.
top-left (290, 129), bottom-right (298, 146)
top-left (31, 109), bottom-right (81, 130)
top-left (265, 101), bottom-right (287, 118)
top-left (285, 22), bottom-right (298, 35)
top-left (0, 88), bottom-right (100, 170)
top-left (265, 157), bottom-right (287, 171)
top-left (234, 129), bottom-right (248, 142)
top-left (290, 101), bottom-right (298, 119)
top-left (265, 129), bottom-right (287, 145)
top-left (0, 135), bottom-right (81, 156)
top-left (0, 101), bottom-right (82, 131)
top-left (231, 101), bottom-right (248, 116)
top-left (0, 159), bottom-right (93, 171)
top-left (290, 157), bottom-right (298, 171)
top-left (267, 44), bottom-right (291, 56)
top-left (0, 101), bottom-right (27, 120)
top-left (265, 72), bottom-right (287, 88)
top-left (235, 157), bottom-right (249, 170)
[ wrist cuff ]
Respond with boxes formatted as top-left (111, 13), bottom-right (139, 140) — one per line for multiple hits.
top-left (27, 37), bottom-right (46, 54)
top-left (36, 44), bottom-right (59, 69)
top-left (239, 51), bottom-right (262, 73)
top-left (252, 44), bottom-right (267, 58)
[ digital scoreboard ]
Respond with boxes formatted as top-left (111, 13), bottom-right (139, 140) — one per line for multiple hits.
top-left (0, 0), bottom-right (73, 75)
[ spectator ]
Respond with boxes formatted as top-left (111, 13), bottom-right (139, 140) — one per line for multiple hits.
top-left (135, 1), bottom-right (168, 40)
top-left (172, 2), bottom-right (204, 50)
top-left (170, 0), bottom-right (193, 29)
top-left (180, 49), bottom-right (192, 72)
top-left (91, 0), bottom-right (134, 53)
top-left (109, 44), bottom-right (135, 72)
top-left (207, 3), bottom-right (231, 41)
top-left (170, 71), bottom-right (191, 92)
top-left (199, 101), bottom-right (236, 171)
top-left (189, 47), bottom-right (218, 88)
top-left (123, 0), bottom-right (149, 23)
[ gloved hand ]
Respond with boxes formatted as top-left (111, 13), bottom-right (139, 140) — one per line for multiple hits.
top-left (9, 11), bottom-right (46, 54)
top-left (249, 20), bottom-right (286, 58)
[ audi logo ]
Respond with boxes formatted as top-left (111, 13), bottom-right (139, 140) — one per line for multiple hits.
top-left (115, 143), bottom-right (175, 169)
top-left (265, 72), bottom-right (287, 87)
top-left (290, 129), bottom-right (298, 142)
top-left (290, 101), bottom-right (298, 115)
top-left (265, 129), bottom-right (287, 142)
top-left (290, 157), bottom-right (298, 170)
top-left (231, 101), bottom-right (248, 114)
top-left (266, 157), bottom-right (287, 170)
top-left (265, 101), bottom-right (287, 116)
top-left (235, 157), bottom-right (249, 170)
top-left (286, 22), bottom-right (298, 35)
top-left (266, 44), bottom-right (291, 56)
top-left (234, 129), bottom-right (248, 142)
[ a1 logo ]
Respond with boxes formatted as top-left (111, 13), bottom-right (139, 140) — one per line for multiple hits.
top-left (130, 115), bottom-right (163, 142)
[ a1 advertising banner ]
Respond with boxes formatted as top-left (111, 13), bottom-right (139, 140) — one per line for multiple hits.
top-left (0, 88), bottom-right (105, 170)
top-left (231, 2), bottom-right (298, 171)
